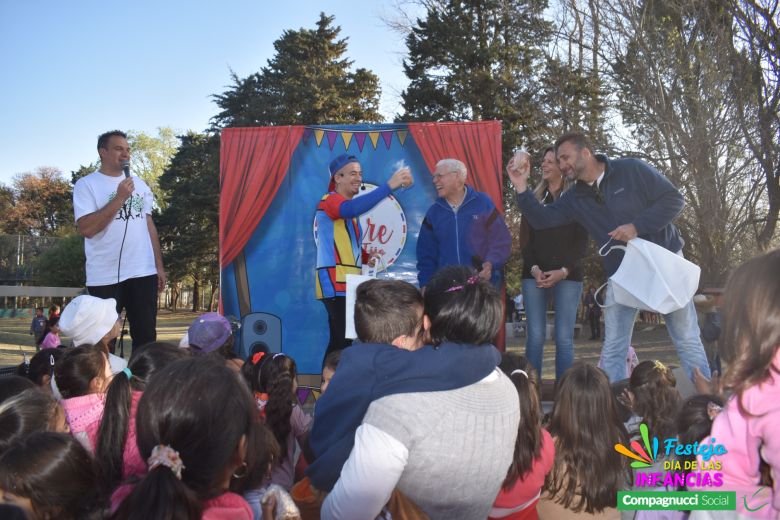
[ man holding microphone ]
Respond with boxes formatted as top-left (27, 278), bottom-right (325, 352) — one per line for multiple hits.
top-left (73, 130), bottom-right (166, 349)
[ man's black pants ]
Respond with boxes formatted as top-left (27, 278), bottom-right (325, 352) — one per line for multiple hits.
top-left (320, 296), bottom-right (352, 365)
top-left (88, 274), bottom-right (158, 349)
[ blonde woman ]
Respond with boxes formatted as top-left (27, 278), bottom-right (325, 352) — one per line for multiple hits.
top-left (518, 147), bottom-right (587, 381)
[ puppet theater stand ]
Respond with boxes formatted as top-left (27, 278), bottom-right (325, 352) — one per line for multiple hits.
top-left (219, 121), bottom-right (506, 399)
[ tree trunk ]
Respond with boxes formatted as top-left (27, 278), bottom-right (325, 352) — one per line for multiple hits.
top-left (192, 279), bottom-right (200, 313)
top-left (171, 282), bottom-right (180, 311)
top-left (209, 283), bottom-right (218, 312)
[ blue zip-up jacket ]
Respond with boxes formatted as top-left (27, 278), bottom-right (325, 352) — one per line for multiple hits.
top-left (416, 186), bottom-right (512, 287)
top-left (515, 155), bottom-right (685, 276)
top-left (305, 341), bottom-right (501, 491)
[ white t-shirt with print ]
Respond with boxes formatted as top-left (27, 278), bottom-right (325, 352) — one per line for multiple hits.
top-left (73, 171), bottom-right (157, 286)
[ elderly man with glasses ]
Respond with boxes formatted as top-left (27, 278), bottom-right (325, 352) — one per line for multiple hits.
top-left (416, 158), bottom-right (511, 288)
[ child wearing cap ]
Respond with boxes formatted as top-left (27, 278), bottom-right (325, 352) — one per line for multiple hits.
top-left (187, 312), bottom-right (244, 372)
top-left (58, 295), bottom-right (127, 374)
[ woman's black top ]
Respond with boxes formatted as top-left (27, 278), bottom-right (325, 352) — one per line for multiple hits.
top-left (520, 188), bottom-right (588, 281)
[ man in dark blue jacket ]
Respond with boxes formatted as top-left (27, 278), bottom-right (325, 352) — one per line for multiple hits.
top-left (416, 158), bottom-right (511, 287)
top-left (507, 132), bottom-right (711, 383)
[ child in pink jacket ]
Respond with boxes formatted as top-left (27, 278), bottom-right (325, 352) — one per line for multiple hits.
top-left (94, 342), bottom-right (189, 496)
top-left (694, 250), bottom-right (780, 518)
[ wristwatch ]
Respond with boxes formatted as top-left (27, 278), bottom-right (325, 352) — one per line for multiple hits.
top-left (561, 266), bottom-right (569, 278)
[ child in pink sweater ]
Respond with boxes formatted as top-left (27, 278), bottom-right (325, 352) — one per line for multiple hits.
top-left (695, 250), bottom-right (780, 518)
top-left (94, 342), bottom-right (189, 497)
top-left (491, 354), bottom-right (554, 520)
top-left (55, 345), bottom-right (112, 451)
top-left (38, 317), bottom-right (61, 349)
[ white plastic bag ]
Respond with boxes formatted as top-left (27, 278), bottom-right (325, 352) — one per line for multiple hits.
top-left (600, 238), bottom-right (700, 314)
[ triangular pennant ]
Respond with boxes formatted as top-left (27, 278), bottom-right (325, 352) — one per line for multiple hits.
top-left (326, 130), bottom-right (338, 150)
top-left (314, 129), bottom-right (325, 147)
top-left (302, 127), bottom-right (313, 143)
top-left (368, 132), bottom-right (380, 149)
top-left (355, 133), bottom-right (367, 152)
top-left (296, 388), bottom-right (311, 404)
top-left (396, 130), bottom-right (408, 146)
top-left (381, 131), bottom-right (393, 149)
top-left (341, 131), bottom-right (354, 149)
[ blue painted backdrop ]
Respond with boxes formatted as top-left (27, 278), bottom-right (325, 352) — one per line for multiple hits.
top-left (221, 124), bottom-right (438, 374)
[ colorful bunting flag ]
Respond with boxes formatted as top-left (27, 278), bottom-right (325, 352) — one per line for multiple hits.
top-left (381, 131), bottom-right (393, 148)
top-left (304, 128), bottom-right (409, 151)
top-left (355, 133), bottom-right (367, 151)
top-left (326, 131), bottom-right (338, 150)
top-left (314, 129), bottom-right (325, 146)
top-left (341, 131), bottom-right (354, 149)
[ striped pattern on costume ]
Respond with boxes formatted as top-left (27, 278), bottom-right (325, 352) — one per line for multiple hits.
top-left (315, 193), bottom-right (363, 299)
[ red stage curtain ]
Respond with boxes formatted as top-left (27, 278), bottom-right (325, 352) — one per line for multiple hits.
top-left (220, 126), bottom-right (305, 267)
top-left (407, 121), bottom-right (504, 213)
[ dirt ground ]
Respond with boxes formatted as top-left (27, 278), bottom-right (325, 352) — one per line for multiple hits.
top-left (505, 319), bottom-right (691, 380)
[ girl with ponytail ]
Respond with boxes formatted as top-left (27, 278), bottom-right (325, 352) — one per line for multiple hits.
top-left (490, 353), bottom-right (555, 520)
top-left (111, 358), bottom-right (259, 520)
top-left (247, 352), bottom-right (311, 490)
top-left (94, 342), bottom-right (189, 497)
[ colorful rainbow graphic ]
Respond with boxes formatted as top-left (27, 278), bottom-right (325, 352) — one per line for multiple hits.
top-left (614, 423), bottom-right (659, 468)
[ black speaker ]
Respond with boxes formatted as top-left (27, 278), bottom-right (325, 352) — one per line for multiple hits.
top-left (239, 312), bottom-right (282, 358)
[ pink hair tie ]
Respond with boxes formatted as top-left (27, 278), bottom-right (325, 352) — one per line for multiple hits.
top-left (445, 275), bottom-right (481, 293)
top-left (148, 444), bottom-right (185, 479)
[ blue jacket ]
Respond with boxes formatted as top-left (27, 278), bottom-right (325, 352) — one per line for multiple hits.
top-left (305, 341), bottom-right (501, 491)
top-left (515, 155), bottom-right (685, 276)
top-left (416, 186), bottom-right (512, 286)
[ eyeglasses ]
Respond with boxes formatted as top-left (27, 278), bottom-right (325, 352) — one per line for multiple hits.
top-left (432, 170), bottom-right (458, 181)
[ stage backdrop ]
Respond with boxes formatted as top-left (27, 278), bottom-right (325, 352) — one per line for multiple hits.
top-left (220, 121), bottom-right (503, 374)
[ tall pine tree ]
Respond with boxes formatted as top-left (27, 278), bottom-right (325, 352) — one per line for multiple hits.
top-left (400, 0), bottom-right (552, 154)
top-left (156, 132), bottom-right (221, 310)
top-left (212, 13), bottom-right (382, 127)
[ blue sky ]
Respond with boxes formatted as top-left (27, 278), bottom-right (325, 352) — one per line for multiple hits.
top-left (0, 0), bottom-right (419, 184)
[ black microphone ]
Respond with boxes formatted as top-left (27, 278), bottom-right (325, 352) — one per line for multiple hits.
top-left (121, 160), bottom-right (130, 178)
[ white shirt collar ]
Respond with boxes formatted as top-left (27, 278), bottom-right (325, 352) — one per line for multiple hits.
top-left (588, 167), bottom-right (606, 189)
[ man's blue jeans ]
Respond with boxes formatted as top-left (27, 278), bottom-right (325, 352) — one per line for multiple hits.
top-left (600, 281), bottom-right (711, 382)
top-left (522, 278), bottom-right (583, 380)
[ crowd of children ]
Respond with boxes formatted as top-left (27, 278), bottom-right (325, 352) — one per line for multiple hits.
top-left (1, 249), bottom-right (779, 519)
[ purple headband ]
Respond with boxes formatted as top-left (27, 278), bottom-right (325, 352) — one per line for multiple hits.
top-left (445, 275), bottom-right (480, 293)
